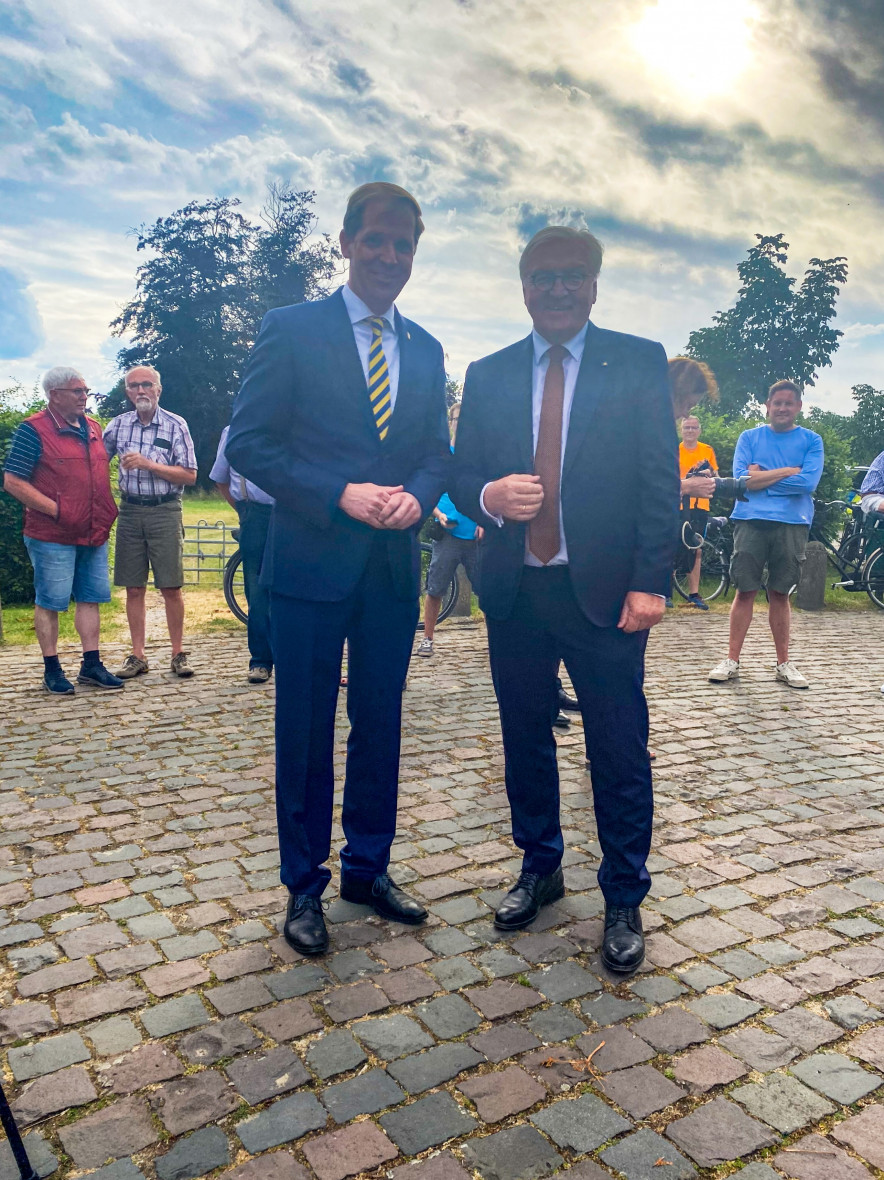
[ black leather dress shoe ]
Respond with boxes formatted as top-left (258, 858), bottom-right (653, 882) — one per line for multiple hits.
top-left (494, 867), bottom-right (565, 930)
top-left (601, 905), bottom-right (645, 974)
top-left (558, 688), bottom-right (580, 712)
top-left (284, 894), bottom-right (328, 956)
top-left (340, 874), bottom-right (428, 925)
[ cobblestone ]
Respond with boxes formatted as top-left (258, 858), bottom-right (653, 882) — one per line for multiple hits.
top-left (1, 618), bottom-right (883, 1175)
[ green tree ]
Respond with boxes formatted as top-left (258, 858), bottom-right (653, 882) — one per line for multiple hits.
top-left (847, 383), bottom-right (884, 465)
top-left (686, 234), bottom-right (848, 417)
top-left (106, 187), bottom-right (339, 481)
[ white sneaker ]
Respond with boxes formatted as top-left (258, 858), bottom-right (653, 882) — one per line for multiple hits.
top-left (708, 657), bottom-right (740, 682)
top-left (776, 661), bottom-right (809, 689)
top-left (416, 637), bottom-right (434, 658)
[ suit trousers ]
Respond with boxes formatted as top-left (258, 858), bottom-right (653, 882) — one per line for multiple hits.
top-left (487, 566), bottom-right (653, 907)
top-left (235, 501), bottom-right (273, 669)
top-left (271, 536), bottom-right (419, 896)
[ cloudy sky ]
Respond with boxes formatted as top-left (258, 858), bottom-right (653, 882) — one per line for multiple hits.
top-left (1, 0), bottom-right (883, 412)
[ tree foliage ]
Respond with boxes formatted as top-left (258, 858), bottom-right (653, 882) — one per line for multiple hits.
top-left (0, 384), bottom-right (45, 606)
top-left (106, 186), bottom-right (340, 481)
top-left (686, 234), bottom-right (848, 417)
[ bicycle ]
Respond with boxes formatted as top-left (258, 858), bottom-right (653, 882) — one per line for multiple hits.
top-left (223, 536), bottom-right (462, 626)
top-left (807, 496), bottom-right (884, 609)
top-left (672, 515), bottom-right (732, 604)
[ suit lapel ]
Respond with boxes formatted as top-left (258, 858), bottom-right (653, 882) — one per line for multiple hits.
top-left (563, 322), bottom-right (610, 480)
top-left (507, 336), bottom-right (535, 472)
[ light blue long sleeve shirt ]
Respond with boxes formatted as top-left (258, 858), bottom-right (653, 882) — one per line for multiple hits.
top-left (731, 424), bottom-right (824, 526)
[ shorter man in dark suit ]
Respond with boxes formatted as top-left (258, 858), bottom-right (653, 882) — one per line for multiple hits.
top-left (453, 227), bottom-right (679, 973)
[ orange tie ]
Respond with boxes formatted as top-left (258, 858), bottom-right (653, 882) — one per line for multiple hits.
top-left (529, 344), bottom-right (568, 565)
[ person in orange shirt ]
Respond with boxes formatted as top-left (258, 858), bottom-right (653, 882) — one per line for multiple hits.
top-left (679, 417), bottom-right (718, 608)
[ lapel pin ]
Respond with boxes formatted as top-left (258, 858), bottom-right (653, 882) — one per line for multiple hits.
top-left (601, 360), bottom-right (608, 367)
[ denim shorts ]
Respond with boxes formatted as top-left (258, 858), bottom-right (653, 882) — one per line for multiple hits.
top-left (23, 537), bottom-right (112, 612)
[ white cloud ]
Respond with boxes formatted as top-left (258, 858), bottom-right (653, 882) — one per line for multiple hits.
top-left (0, 0), bottom-right (883, 412)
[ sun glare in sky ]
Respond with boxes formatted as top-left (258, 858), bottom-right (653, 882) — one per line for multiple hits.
top-left (632, 0), bottom-right (756, 100)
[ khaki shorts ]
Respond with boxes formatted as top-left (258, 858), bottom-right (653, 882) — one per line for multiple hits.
top-left (730, 519), bottom-right (808, 595)
top-left (114, 500), bottom-right (184, 589)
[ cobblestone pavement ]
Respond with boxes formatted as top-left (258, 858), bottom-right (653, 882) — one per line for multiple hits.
top-left (1, 609), bottom-right (884, 1180)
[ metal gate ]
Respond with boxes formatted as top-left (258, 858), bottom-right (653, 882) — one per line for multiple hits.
top-left (182, 520), bottom-right (236, 586)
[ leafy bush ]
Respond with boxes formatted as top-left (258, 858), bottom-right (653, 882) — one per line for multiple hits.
top-left (0, 388), bottom-right (44, 607)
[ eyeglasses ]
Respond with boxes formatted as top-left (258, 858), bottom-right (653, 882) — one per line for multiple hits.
top-left (528, 270), bottom-right (588, 292)
top-left (126, 381), bottom-right (156, 391)
top-left (53, 387), bottom-right (90, 396)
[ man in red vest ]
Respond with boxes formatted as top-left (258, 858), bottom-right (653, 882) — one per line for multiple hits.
top-left (3, 367), bottom-right (123, 694)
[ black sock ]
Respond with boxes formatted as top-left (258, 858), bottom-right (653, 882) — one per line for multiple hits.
top-left (82, 649), bottom-right (101, 668)
top-left (44, 655), bottom-right (62, 674)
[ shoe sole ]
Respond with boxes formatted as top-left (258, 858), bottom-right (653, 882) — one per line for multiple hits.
top-left (339, 890), bottom-right (427, 925)
top-left (337, 896), bottom-right (427, 925)
top-left (172, 671), bottom-right (194, 678)
top-left (118, 668), bottom-right (148, 679)
top-left (43, 684), bottom-right (75, 695)
top-left (493, 884), bottom-right (565, 931)
top-left (76, 676), bottom-right (124, 690)
top-left (283, 930), bottom-right (329, 955)
top-left (600, 950), bottom-right (645, 975)
top-left (708, 674), bottom-right (738, 682)
top-left (776, 678), bottom-right (809, 689)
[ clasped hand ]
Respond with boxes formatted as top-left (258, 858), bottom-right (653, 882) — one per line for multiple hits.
top-left (484, 473), bottom-right (544, 522)
top-left (339, 483), bottom-right (421, 530)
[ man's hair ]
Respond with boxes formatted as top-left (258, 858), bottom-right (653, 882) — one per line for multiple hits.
top-left (681, 415), bottom-right (701, 427)
top-left (125, 364), bottom-right (162, 389)
top-left (519, 226), bottom-right (604, 279)
top-left (767, 379), bottom-right (802, 402)
top-left (42, 366), bottom-right (84, 396)
top-left (668, 357), bottom-right (719, 417)
top-left (342, 183), bottom-right (424, 245)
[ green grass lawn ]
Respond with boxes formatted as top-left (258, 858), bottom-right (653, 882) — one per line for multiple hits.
top-left (1, 597), bottom-right (124, 646)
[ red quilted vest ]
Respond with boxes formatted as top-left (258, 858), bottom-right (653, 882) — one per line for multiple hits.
top-left (23, 408), bottom-right (118, 546)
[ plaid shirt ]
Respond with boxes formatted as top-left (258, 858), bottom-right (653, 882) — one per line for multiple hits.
top-left (103, 405), bottom-right (197, 498)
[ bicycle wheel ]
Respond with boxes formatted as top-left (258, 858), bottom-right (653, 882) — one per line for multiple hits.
top-left (223, 550), bottom-right (248, 624)
top-left (863, 548), bottom-right (884, 609)
top-left (418, 541), bottom-right (460, 628)
top-left (673, 539), bottom-right (729, 603)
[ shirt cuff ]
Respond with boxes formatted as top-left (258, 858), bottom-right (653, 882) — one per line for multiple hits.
top-left (479, 482), bottom-right (504, 527)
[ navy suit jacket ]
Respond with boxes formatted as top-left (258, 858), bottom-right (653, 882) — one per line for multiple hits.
top-left (226, 289), bottom-right (450, 602)
top-left (452, 321), bottom-right (680, 628)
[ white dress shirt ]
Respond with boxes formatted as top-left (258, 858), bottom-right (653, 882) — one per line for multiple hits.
top-left (481, 323), bottom-right (589, 566)
top-left (341, 283), bottom-right (400, 411)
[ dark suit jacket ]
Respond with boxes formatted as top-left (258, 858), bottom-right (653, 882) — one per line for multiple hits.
top-left (452, 321), bottom-right (680, 628)
top-left (226, 289), bottom-right (450, 602)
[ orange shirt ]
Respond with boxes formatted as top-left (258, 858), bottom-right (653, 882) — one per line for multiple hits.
top-left (680, 441), bottom-right (718, 510)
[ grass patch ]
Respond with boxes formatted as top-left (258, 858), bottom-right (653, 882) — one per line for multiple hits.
top-left (182, 490), bottom-right (238, 527)
top-left (1, 594), bottom-right (125, 647)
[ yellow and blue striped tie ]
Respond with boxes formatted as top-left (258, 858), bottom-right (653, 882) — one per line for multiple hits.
top-left (367, 316), bottom-right (392, 441)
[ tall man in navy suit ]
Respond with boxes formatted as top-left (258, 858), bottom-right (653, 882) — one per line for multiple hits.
top-left (453, 226), bottom-right (679, 973)
top-left (227, 183), bottom-right (450, 954)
